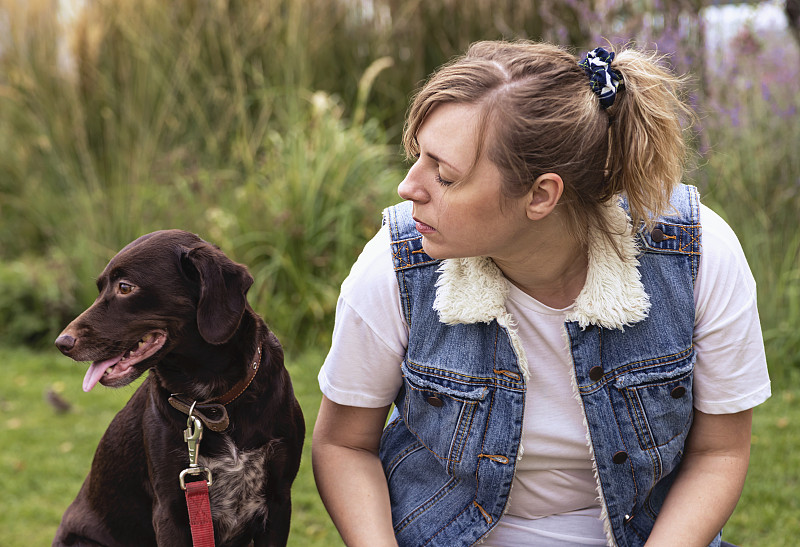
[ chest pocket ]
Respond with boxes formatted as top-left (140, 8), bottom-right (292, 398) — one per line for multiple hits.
top-left (401, 364), bottom-right (489, 470)
top-left (614, 357), bottom-right (694, 452)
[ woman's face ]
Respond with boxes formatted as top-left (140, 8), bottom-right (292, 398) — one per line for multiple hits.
top-left (397, 102), bottom-right (531, 261)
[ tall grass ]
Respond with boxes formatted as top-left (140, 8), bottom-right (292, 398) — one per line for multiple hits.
top-left (0, 0), bottom-right (402, 349)
top-left (0, 0), bottom-right (798, 369)
top-left (694, 28), bottom-right (800, 382)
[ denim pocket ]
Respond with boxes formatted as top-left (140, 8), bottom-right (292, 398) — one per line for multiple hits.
top-left (614, 358), bottom-right (694, 452)
top-left (401, 366), bottom-right (489, 467)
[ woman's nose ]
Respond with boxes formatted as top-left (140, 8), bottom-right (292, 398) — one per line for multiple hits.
top-left (398, 163), bottom-right (429, 203)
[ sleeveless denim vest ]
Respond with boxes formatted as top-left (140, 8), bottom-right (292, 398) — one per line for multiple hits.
top-left (379, 184), bottom-right (718, 547)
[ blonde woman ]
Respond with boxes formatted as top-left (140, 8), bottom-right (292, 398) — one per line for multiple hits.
top-left (313, 41), bottom-right (770, 547)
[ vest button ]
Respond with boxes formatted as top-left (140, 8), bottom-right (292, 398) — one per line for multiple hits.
top-left (588, 366), bottom-right (604, 382)
top-left (650, 228), bottom-right (666, 242)
top-left (612, 450), bottom-right (628, 464)
top-left (426, 396), bottom-right (444, 407)
top-left (671, 386), bottom-right (687, 399)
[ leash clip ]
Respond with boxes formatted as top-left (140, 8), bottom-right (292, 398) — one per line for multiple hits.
top-left (184, 414), bottom-right (203, 467)
top-left (179, 408), bottom-right (213, 490)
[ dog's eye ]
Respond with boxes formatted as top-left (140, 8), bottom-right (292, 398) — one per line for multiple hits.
top-left (118, 282), bottom-right (135, 295)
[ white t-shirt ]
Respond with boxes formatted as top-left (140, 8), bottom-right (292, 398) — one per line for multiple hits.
top-left (318, 203), bottom-right (771, 545)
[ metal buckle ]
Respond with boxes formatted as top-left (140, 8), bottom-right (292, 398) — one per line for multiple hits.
top-left (179, 466), bottom-right (213, 490)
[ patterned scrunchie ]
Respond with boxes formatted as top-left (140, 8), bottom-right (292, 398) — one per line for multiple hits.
top-left (579, 47), bottom-right (624, 109)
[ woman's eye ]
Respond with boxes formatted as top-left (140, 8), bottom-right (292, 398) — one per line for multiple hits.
top-left (435, 172), bottom-right (454, 186)
top-left (118, 282), bottom-right (134, 295)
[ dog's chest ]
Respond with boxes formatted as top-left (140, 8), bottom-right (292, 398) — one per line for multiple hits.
top-left (200, 438), bottom-right (271, 543)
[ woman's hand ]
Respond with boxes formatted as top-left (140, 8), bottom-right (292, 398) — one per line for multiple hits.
top-left (645, 408), bottom-right (752, 546)
top-left (312, 396), bottom-right (398, 547)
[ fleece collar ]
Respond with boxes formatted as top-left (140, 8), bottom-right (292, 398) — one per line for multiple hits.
top-left (432, 201), bottom-right (650, 331)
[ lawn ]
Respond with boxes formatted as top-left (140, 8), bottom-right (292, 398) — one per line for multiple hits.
top-left (0, 345), bottom-right (797, 545)
top-left (0, 345), bottom-right (343, 547)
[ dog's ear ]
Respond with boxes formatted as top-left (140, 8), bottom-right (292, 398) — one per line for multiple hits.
top-left (181, 245), bottom-right (254, 345)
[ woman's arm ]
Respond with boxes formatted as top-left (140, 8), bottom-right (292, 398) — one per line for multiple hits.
top-left (312, 395), bottom-right (398, 547)
top-left (645, 408), bottom-right (753, 546)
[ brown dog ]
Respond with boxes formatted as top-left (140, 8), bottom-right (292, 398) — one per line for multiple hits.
top-left (53, 230), bottom-right (304, 547)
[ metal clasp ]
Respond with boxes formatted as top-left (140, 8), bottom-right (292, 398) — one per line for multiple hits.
top-left (179, 406), bottom-right (213, 490)
top-left (184, 414), bottom-right (203, 467)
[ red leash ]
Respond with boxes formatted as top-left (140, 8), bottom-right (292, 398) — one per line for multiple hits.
top-left (175, 345), bottom-right (264, 547)
top-left (180, 411), bottom-right (215, 547)
top-left (185, 480), bottom-right (215, 547)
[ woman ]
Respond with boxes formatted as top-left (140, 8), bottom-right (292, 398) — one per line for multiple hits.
top-left (312, 41), bottom-right (770, 547)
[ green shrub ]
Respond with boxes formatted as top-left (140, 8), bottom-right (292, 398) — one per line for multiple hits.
top-left (694, 35), bottom-right (800, 382)
top-left (0, 0), bottom-right (798, 378)
top-left (0, 0), bottom-right (401, 349)
top-left (0, 255), bottom-right (77, 346)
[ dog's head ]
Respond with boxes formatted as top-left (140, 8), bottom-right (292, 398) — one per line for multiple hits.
top-left (55, 230), bottom-right (254, 392)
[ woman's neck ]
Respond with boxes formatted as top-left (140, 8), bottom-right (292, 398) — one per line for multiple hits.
top-left (493, 226), bottom-right (588, 309)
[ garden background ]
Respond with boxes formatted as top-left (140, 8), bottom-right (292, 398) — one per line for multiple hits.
top-left (0, 0), bottom-right (798, 544)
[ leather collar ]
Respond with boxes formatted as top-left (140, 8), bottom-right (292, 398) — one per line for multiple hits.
top-left (168, 342), bottom-right (263, 432)
top-left (214, 344), bottom-right (263, 406)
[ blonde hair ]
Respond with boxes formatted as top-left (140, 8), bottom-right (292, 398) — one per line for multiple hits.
top-left (403, 40), bottom-right (693, 251)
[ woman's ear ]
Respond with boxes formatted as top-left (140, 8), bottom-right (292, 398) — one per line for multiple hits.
top-left (525, 173), bottom-right (564, 220)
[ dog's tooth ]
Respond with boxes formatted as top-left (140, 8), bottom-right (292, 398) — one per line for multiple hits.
top-left (141, 334), bottom-right (153, 343)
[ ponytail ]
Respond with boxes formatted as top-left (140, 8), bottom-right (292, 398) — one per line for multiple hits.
top-left (606, 49), bottom-right (694, 229)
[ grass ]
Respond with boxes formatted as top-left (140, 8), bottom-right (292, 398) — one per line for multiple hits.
top-left (0, 345), bottom-right (343, 547)
top-left (729, 390), bottom-right (800, 545)
top-left (0, 345), bottom-right (797, 545)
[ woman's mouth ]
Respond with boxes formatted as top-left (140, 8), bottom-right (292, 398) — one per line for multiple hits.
top-left (414, 219), bottom-right (436, 235)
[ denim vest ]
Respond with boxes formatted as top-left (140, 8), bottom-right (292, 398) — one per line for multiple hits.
top-left (379, 184), bottom-right (717, 547)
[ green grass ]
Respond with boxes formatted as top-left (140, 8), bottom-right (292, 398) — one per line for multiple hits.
top-left (727, 390), bottom-right (800, 545)
top-left (0, 345), bottom-right (343, 547)
top-left (1, 345), bottom-right (797, 545)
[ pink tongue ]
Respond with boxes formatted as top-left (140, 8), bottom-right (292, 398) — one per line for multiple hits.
top-left (83, 356), bottom-right (123, 392)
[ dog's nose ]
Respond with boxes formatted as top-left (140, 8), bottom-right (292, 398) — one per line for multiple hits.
top-left (55, 334), bottom-right (76, 354)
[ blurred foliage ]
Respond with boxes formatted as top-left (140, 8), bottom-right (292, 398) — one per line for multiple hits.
top-left (694, 24), bottom-right (800, 379)
top-left (0, 255), bottom-right (77, 346)
top-left (0, 0), bottom-right (404, 349)
top-left (0, 0), bottom-right (798, 382)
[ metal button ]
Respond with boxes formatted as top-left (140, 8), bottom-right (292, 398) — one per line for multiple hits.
top-left (589, 366), bottom-right (604, 382)
top-left (612, 450), bottom-right (628, 464)
top-left (426, 396), bottom-right (443, 407)
top-left (671, 386), bottom-right (687, 399)
top-left (650, 228), bottom-right (666, 242)
top-left (623, 514), bottom-right (633, 524)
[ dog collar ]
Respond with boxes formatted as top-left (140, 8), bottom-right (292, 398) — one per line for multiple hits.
top-left (214, 344), bottom-right (262, 406)
top-left (168, 342), bottom-right (263, 432)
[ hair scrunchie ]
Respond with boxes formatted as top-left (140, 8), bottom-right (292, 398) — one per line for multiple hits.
top-left (579, 47), bottom-right (624, 109)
